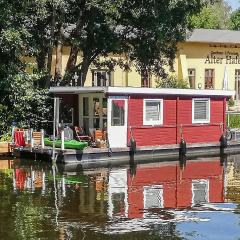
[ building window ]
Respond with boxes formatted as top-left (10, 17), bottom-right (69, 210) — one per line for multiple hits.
top-left (111, 100), bottom-right (125, 126)
top-left (143, 99), bottom-right (163, 125)
top-left (188, 68), bottom-right (195, 88)
top-left (92, 70), bottom-right (111, 87)
top-left (192, 180), bottom-right (209, 205)
top-left (205, 69), bottom-right (215, 89)
top-left (235, 69), bottom-right (240, 98)
top-left (192, 99), bottom-right (210, 124)
top-left (141, 69), bottom-right (150, 87)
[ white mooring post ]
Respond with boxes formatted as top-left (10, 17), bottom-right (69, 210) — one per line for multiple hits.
top-left (30, 128), bottom-right (34, 148)
top-left (41, 129), bottom-right (45, 149)
top-left (61, 130), bottom-right (65, 151)
top-left (52, 97), bottom-right (60, 162)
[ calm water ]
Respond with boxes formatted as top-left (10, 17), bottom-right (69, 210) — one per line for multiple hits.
top-left (1, 154), bottom-right (240, 240)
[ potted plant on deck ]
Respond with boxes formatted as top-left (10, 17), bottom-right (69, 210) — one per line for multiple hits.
top-left (228, 97), bottom-right (235, 111)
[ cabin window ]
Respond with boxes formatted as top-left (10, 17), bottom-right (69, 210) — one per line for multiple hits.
top-left (60, 103), bottom-right (74, 125)
top-left (92, 70), bottom-right (111, 87)
top-left (111, 100), bottom-right (125, 126)
top-left (192, 98), bottom-right (210, 124)
top-left (83, 97), bottom-right (89, 116)
top-left (143, 99), bottom-right (163, 125)
top-left (192, 180), bottom-right (209, 205)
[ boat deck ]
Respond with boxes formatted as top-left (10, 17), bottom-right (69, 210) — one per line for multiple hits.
top-left (13, 140), bottom-right (240, 164)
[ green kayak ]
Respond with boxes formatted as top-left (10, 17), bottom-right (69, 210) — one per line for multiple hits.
top-left (44, 138), bottom-right (88, 150)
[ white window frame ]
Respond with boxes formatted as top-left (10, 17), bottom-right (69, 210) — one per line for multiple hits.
top-left (192, 98), bottom-right (210, 124)
top-left (92, 69), bottom-right (111, 87)
top-left (143, 99), bottom-right (163, 125)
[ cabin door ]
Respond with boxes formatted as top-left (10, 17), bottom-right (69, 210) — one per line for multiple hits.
top-left (107, 97), bottom-right (128, 148)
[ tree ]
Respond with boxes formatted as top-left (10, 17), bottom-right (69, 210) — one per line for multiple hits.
top-left (0, 0), bottom-right (52, 134)
top-left (188, 0), bottom-right (231, 29)
top-left (61, 0), bottom-right (210, 85)
top-left (229, 8), bottom-right (240, 30)
top-left (0, 0), bottom-right (211, 133)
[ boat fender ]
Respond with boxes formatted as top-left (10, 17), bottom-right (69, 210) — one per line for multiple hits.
top-left (179, 138), bottom-right (187, 155)
top-left (129, 137), bottom-right (137, 154)
top-left (220, 134), bottom-right (227, 148)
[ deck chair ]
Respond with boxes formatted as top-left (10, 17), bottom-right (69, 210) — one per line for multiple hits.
top-left (75, 126), bottom-right (91, 142)
top-left (14, 130), bottom-right (26, 147)
top-left (33, 131), bottom-right (42, 146)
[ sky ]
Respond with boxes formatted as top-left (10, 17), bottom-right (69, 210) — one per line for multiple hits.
top-left (226, 0), bottom-right (239, 10)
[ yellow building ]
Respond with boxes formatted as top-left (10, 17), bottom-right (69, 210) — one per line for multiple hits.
top-left (52, 29), bottom-right (240, 95)
top-left (177, 29), bottom-right (240, 96)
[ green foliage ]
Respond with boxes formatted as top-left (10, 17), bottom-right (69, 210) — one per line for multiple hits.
top-left (7, 73), bottom-right (52, 130)
top-left (228, 97), bottom-right (235, 107)
top-left (229, 8), bottom-right (240, 30)
top-left (228, 114), bottom-right (240, 128)
top-left (188, 0), bottom-right (231, 29)
top-left (156, 75), bottom-right (189, 89)
top-left (0, 133), bottom-right (12, 142)
top-left (0, 0), bottom-right (209, 134)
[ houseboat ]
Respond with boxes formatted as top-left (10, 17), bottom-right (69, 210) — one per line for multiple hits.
top-left (20, 86), bottom-right (232, 163)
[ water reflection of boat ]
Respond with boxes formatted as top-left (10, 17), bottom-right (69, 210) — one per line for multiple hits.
top-left (0, 156), bottom-right (234, 238)
top-left (108, 159), bottom-right (224, 219)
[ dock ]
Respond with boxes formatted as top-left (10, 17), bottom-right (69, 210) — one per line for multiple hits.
top-left (0, 142), bottom-right (12, 155)
top-left (13, 140), bottom-right (240, 164)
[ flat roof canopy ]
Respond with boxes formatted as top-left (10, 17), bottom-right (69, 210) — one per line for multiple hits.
top-left (49, 86), bottom-right (235, 97)
top-left (49, 86), bottom-right (107, 94)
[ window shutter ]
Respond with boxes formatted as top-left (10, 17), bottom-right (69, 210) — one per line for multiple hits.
top-left (146, 102), bottom-right (160, 121)
top-left (194, 100), bottom-right (208, 121)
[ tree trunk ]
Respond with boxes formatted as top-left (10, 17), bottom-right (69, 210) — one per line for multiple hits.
top-left (66, 45), bottom-right (79, 72)
top-left (46, 4), bottom-right (56, 87)
top-left (36, 48), bottom-right (47, 71)
top-left (54, 40), bottom-right (63, 81)
top-left (80, 54), bottom-right (92, 86)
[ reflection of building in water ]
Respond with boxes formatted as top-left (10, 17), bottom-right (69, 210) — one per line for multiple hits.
top-left (225, 155), bottom-right (240, 203)
top-left (108, 160), bottom-right (224, 219)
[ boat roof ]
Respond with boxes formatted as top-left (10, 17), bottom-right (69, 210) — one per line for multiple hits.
top-left (50, 86), bottom-right (234, 97)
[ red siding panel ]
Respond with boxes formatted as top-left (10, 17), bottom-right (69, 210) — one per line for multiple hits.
top-left (127, 96), bottom-right (225, 147)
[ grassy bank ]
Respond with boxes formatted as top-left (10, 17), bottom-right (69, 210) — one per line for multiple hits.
top-left (227, 114), bottom-right (240, 128)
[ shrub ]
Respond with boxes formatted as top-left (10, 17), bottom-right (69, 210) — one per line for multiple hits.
top-left (228, 97), bottom-right (235, 107)
top-left (156, 75), bottom-right (189, 89)
top-left (228, 114), bottom-right (240, 128)
top-left (0, 133), bottom-right (12, 142)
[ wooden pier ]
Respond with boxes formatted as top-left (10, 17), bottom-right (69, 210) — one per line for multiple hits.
top-left (13, 140), bottom-right (240, 165)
